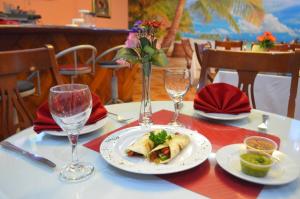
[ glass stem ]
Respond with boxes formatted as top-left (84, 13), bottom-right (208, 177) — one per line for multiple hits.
top-left (68, 131), bottom-right (79, 165)
top-left (173, 101), bottom-right (181, 122)
top-left (139, 61), bottom-right (153, 126)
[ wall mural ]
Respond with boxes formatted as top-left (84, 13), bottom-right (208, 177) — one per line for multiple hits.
top-left (183, 0), bottom-right (300, 42)
top-left (128, 0), bottom-right (300, 44)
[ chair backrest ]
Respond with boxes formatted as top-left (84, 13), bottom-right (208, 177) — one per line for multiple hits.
top-left (290, 43), bottom-right (300, 51)
top-left (56, 44), bottom-right (97, 74)
top-left (194, 45), bottom-right (300, 118)
top-left (181, 39), bottom-right (193, 59)
top-left (0, 45), bottom-right (62, 140)
top-left (215, 40), bottom-right (243, 50)
top-left (271, 43), bottom-right (290, 52)
top-left (251, 43), bottom-right (290, 52)
top-left (181, 39), bottom-right (212, 69)
top-left (95, 45), bottom-right (125, 63)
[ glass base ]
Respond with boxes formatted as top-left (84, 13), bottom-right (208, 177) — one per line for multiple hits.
top-left (59, 162), bottom-right (94, 182)
top-left (139, 120), bottom-right (153, 127)
top-left (139, 114), bottom-right (153, 127)
top-left (168, 120), bottom-right (184, 127)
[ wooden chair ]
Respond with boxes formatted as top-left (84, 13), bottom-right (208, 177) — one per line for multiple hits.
top-left (215, 40), bottom-right (243, 50)
top-left (251, 43), bottom-right (290, 52)
top-left (181, 39), bottom-right (212, 69)
top-left (181, 39), bottom-right (194, 69)
top-left (0, 45), bottom-right (63, 140)
top-left (271, 43), bottom-right (290, 52)
top-left (194, 46), bottom-right (300, 118)
top-left (289, 43), bottom-right (300, 51)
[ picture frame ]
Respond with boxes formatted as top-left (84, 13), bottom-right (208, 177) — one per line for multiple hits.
top-left (92, 0), bottom-right (111, 18)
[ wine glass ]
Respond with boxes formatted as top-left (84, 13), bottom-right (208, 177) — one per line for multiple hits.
top-left (49, 84), bottom-right (93, 182)
top-left (164, 68), bottom-right (190, 126)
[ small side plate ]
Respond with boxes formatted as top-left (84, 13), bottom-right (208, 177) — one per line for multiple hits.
top-left (216, 144), bottom-right (300, 185)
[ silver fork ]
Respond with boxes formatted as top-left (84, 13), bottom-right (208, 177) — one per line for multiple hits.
top-left (108, 112), bottom-right (133, 123)
top-left (258, 114), bottom-right (269, 131)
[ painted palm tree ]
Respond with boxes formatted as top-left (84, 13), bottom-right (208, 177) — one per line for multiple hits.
top-left (161, 0), bottom-right (265, 48)
top-left (128, 0), bottom-right (193, 37)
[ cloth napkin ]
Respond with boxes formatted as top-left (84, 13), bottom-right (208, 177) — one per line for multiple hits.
top-left (194, 83), bottom-right (251, 114)
top-left (33, 94), bottom-right (107, 133)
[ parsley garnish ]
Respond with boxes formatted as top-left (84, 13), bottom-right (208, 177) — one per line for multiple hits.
top-left (149, 129), bottom-right (170, 147)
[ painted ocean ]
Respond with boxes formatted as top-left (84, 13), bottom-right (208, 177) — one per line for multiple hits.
top-left (183, 0), bottom-right (300, 42)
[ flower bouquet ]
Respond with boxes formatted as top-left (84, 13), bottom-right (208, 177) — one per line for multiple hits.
top-left (115, 20), bottom-right (168, 126)
top-left (115, 20), bottom-right (168, 73)
top-left (257, 32), bottom-right (276, 50)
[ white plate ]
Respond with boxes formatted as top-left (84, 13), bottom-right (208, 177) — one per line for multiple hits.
top-left (195, 110), bottom-right (250, 120)
top-left (42, 117), bottom-right (108, 136)
top-left (100, 125), bottom-right (212, 175)
top-left (216, 144), bottom-right (300, 185)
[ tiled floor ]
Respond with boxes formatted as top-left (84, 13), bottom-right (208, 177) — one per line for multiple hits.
top-left (132, 57), bottom-right (197, 102)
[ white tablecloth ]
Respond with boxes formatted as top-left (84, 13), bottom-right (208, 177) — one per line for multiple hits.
top-left (214, 70), bottom-right (300, 120)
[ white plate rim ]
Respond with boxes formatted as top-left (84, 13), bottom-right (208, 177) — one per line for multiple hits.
top-left (42, 117), bottom-right (108, 136)
top-left (194, 109), bottom-right (250, 120)
top-left (100, 125), bottom-right (212, 175)
top-left (216, 144), bottom-right (300, 185)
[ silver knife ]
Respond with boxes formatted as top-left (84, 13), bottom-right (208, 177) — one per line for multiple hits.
top-left (0, 141), bottom-right (56, 168)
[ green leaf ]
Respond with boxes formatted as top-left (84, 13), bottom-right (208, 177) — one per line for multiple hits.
top-left (151, 49), bottom-right (168, 67)
top-left (114, 48), bottom-right (140, 64)
top-left (152, 39), bottom-right (157, 48)
top-left (140, 37), bottom-right (151, 48)
top-left (143, 45), bottom-right (156, 56)
top-left (149, 129), bottom-right (168, 147)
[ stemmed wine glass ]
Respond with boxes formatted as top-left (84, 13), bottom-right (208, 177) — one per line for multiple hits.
top-left (49, 84), bottom-right (93, 182)
top-left (164, 68), bottom-right (190, 126)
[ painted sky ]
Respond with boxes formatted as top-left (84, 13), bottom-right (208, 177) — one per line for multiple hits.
top-left (184, 0), bottom-right (300, 42)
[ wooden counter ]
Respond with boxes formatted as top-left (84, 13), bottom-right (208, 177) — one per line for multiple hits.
top-left (0, 25), bottom-right (137, 116)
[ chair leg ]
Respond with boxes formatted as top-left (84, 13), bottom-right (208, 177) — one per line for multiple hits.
top-left (111, 70), bottom-right (118, 101)
top-left (106, 69), bottom-right (124, 104)
top-left (71, 76), bottom-right (75, 84)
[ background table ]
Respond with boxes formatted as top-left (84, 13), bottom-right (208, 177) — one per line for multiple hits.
top-left (214, 70), bottom-right (300, 120)
top-left (0, 101), bottom-right (300, 199)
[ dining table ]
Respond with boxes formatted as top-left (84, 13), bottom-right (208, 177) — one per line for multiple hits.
top-left (213, 70), bottom-right (300, 120)
top-left (0, 101), bottom-right (300, 199)
top-left (189, 46), bottom-right (300, 120)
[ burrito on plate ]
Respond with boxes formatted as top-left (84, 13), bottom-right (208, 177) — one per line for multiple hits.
top-left (148, 133), bottom-right (190, 164)
top-left (126, 133), bottom-right (154, 157)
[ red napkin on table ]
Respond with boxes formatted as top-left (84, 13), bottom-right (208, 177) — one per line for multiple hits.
top-left (194, 83), bottom-right (251, 114)
top-left (33, 94), bottom-right (107, 133)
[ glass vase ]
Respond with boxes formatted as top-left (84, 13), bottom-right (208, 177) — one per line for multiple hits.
top-left (139, 61), bottom-right (153, 126)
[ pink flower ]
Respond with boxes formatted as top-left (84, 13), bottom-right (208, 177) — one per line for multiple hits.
top-left (125, 32), bottom-right (139, 48)
top-left (116, 59), bottom-right (130, 66)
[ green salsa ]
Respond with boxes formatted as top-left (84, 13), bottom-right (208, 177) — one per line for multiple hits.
top-left (240, 153), bottom-right (273, 177)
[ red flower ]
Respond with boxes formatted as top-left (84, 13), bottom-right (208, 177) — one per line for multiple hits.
top-left (257, 32), bottom-right (276, 49)
top-left (142, 20), bottom-right (161, 28)
top-left (257, 35), bottom-right (264, 42)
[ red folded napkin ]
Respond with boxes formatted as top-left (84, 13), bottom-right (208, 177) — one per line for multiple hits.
top-left (194, 83), bottom-right (251, 114)
top-left (33, 94), bottom-right (107, 133)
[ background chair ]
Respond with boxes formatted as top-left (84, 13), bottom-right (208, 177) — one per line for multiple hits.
top-left (289, 43), bottom-right (300, 51)
top-left (0, 45), bottom-right (63, 140)
top-left (194, 46), bottom-right (300, 118)
top-left (17, 68), bottom-right (43, 98)
top-left (95, 45), bottom-right (130, 104)
top-left (181, 39), bottom-right (194, 69)
top-left (214, 40), bottom-right (243, 50)
top-left (271, 43), bottom-right (290, 51)
top-left (56, 45), bottom-right (97, 83)
top-left (251, 43), bottom-right (290, 52)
